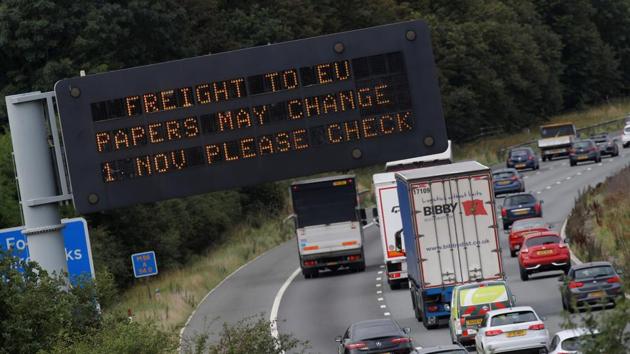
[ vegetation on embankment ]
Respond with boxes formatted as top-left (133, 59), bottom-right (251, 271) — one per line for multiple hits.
top-left (566, 164), bottom-right (630, 274)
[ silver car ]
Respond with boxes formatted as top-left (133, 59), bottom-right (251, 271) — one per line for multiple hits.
top-left (548, 328), bottom-right (599, 354)
top-left (475, 306), bottom-right (549, 354)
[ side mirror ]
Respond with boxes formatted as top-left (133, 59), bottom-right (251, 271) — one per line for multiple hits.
top-left (359, 208), bottom-right (367, 225)
top-left (403, 327), bottom-right (411, 334)
top-left (335, 336), bottom-right (342, 343)
top-left (564, 237), bottom-right (570, 245)
top-left (558, 275), bottom-right (565, 282)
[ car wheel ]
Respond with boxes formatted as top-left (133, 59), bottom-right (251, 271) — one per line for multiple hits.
top-left (519, 266), bottom-right (529, 281)
top-left (510, 249), bottom-right (517, 257)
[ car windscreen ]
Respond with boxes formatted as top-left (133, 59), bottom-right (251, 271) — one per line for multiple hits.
top-left (458, 284), bottom-right (508, 307)
top-left (505, 195), bottom-right (535, 206)
top-left (353, 323), bottom-right (400, 340)
top-left (541, 125), bottom-right (575, 138)
top-left (573, 141), bottom-right (592, 148)
top-left (525, 235), bottom-right (560, 247)
top-left (574, 266), bottom-right (614, 280)
top-left (490, 311), bottom-right (537, 326)
top-left (291, 179), bottom-right (357, 228)
top-left (625, 126), bottom-right (630, 134)
top-left (430, 351), bottom-right (467, 354)
top-left (512, 219), bottom-right (546, 231)
top-left (493, 172), bottom-right (514, 179)
top-left (509, 150), bottom-right (528, 157)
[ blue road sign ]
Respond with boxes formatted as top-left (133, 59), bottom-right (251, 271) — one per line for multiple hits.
top-left (131, 251), bottom-right (158, 278)
top-left (0, 217), bottom-right (95, 284)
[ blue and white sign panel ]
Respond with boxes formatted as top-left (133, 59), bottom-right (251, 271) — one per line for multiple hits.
top-left (0, 217), bottom-right (96, 284)
top-left (131, 251), bottom-right (158, 278)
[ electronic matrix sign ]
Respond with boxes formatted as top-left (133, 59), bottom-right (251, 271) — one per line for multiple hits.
top-left (55, 20), bottom-right (447, 213)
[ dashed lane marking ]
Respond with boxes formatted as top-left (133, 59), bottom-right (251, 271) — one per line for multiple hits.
top-left (384, 312), bottom-right (391, 316)
top-left (380, 304), bottom-right (387, 309)
top-left (376, 283), bottom-right (382, 287)
top-left (378, 270), bottom-right (383, 275)
top-left (566, 176), bottom-right (571, 180)
top-left (377, 290), bottom-right (382, 295)
top-left (378, 297), bottom-right (384, 301)
top-left (545, 186), bottom-right (552, 190)
top-left (376, 277), bottom-right (382, 281)
top-left (536, 191), bottom-right (542, 194)
top-left (556, 181), bottom-right (561, 185)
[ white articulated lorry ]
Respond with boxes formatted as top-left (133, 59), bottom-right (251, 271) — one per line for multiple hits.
top-left (395, 161), bottom-right (504, 329)
top-left (373, 142), bottom-right (453, 290)
top-left (290, 175), bottom-right (366, 279)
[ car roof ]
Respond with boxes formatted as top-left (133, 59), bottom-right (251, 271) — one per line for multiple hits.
top-left (414, 344), bottom-right (466, 353)
top-left (512, 217), bottom-right (547, 226)
top-left (510, 147), bottom-right (533, 152)
top-left (485, 306), bottom-right (536, 317)
top-left (522, 230), bottom-right (560, 240)
top-left (552, 328), bottom-right (598, 341)
top-left (349, 319), bottom-right (402, 338)
top-left (493, 168), bottom-right (517, 173)
top-left (504, 192), bottom-right (535, 200)
top-left (571, 261), bottom-right (613, 270)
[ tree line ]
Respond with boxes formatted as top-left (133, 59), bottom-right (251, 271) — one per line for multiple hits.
top-left (1, 0), bottom-right (630, 287)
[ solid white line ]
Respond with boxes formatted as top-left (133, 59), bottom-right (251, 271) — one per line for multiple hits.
top-left (560, 218), bottom-right (582, 266)
top-left (270, 267), bottom-right (301, 340)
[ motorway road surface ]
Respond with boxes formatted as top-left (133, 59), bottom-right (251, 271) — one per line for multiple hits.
top-left (182, 147), bottom-right (630, 352)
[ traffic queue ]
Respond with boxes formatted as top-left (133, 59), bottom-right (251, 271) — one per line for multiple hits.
top-left (327, 136), bottom-right (626, 354)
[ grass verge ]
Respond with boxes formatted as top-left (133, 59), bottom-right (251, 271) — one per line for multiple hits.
top-left (108, 213), bottom-right (293, 333)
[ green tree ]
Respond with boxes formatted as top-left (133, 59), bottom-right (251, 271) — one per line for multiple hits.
top-left (0, 132), bottom-right (20, 228)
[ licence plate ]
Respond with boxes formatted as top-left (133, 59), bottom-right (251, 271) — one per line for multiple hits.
top-left (507, 330), bottom-right (527, 337)
top-left (326, 262), bottom-right (338, 266)
top-left (578, 155), bottom-right (588, 160)
top-left (550, 149), bottom-right (565, 154)
top-left (537, 249), bottom-right (553, 256)
top-left (498, 180), bottom-right (510, 185)
top-left (514, 209), bottom-right (530, 215)
top-left (589, 290), bottom-right (606, 298)
top-left (516, 163), bottom-right (526, 168)
top-left (466, 318), bottom-right (483, 326)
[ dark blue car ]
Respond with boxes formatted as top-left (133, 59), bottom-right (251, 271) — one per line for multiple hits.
top-left (501, 193), bottom-right (542, 230)
top-left (506, 147), bottom-right (539, 170)
top-left (492, 168), bottom-right (524, 196)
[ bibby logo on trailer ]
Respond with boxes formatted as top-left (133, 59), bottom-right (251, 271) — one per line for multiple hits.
top-left (423, 203), bottom-right (458, 216)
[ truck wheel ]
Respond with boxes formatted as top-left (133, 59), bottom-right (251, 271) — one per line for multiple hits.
top-left (542, 156), bottom-right (547, 162)
top-left (519, 266), bottom-right (529, 281)
top-left (355, 261), bottom-right (366, 272)
top-left (389, 281), bottom-right (399, 290)
top-left (503, 223), bottom-right (509, 231)
top-left (302, 268), bottom-right (312, 279)
top-left (421, 313), bottom-right (438, 330)
top-left (570, 160), bottom-right (576, 167)
top-left (411, 291), bottom-right (422, 322)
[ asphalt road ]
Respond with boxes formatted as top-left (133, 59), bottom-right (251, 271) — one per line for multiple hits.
top-left (181, 146), bottom-right (630, 353)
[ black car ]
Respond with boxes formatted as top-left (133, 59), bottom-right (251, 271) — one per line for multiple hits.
top-left (560, 261), bottom-right (624, 313)
top-left (500, 192), bottom-right (542, 230)
top-left (506, 147), bottom-right (539, 170)
top-left (412, 344), bottom-right (467, 353)
top-left (336, 319), bottom-right (414, 354)
top-left (590, 134), bottom-right (619, 157)
top-left (569, 140), bottom-right (601, 166)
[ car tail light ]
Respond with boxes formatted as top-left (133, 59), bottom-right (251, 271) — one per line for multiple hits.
top-left (304, 260), bottom-right (317, 267)
top-left (460, 318), bottom-right (466, 326)
top-left (590, 147), bottom-right (598, 152)
top-left (558, 243), bottom-right (568, 249)
top-left (347, 255), bottom-right (361, 262)
top-left (391, 337), bottom-right (411, 344)
top-left (511, 175), bottom-right (519, 181)
top-left (569, 281), bottom-right (584, 289)
top-left (529, 323), bottom-right (545, 330)
top-left (485, 329), bottom-right (503, 336)
top-left (427, 305), bottom-right (439, 312)
top-left (534, 202), bottom-right (541, 214)
top-left (607, 276), bottom-right (621, 284)
top-left (528, 155), bottom-right (534, 160)
top-left (345, 342), bottom-right (367, 350)
top-left (387, 250), bottom-right (405, 258)
top-left (501, 208), bottom-right (507, 217)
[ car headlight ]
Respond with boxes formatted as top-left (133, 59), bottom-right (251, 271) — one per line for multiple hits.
top-left (444, 304), bottom-right (450, 311)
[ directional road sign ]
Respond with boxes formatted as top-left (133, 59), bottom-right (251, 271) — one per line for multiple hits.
top-left (131, 251), bottom-right (158, 278)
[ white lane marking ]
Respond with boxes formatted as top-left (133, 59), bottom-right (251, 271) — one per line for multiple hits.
top-left (376, 277), bottom-right (382, 281)
top-left (384, 312), bottom-right (391, 316)
top-left (536, 191), bottom-right (542, 195)
top-left (556, 181), bottom-right (561, 185)
top-left (380, 265), bottom-right (385, 269)
top-left (376, 283), bottom-right (382, 287)
top-left (536, 171), bottom-right (541, 175)
top-left (380, 305), bottom-right (387, 309)
top-left (545, 186), bottom-right (552, 190)
top-left (378, 270), bottom-right (383, 275)
top-left (377, 290), bottom-right (382, 295)
top-left (378, 297), bottom-right (384, 301)
top-left (561, 162), bottom-right (567, 166)
top-left (577, 172), bottom-right (582, 176)
top-left (598, 163), bottom-right (603, 166)
top-left (566, 176), bottom-right (571, 180)
top-left (270, 267), bottom-right (301, 340)
top-left (524, 175), bottom-right (529, 179)
top-left (587, 167), bottom-right (592, 171)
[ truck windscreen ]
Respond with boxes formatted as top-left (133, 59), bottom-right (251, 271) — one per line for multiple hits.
top-left (540, 124), bottom-right (575, 138)
top-left (292, 180), bottom-right (358, 228)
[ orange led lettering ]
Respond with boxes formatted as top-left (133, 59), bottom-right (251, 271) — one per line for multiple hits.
top-left (102, 162), bottom-right (115, 182)
top-left (160, 90), bottom-right (176, 110)
top-left (339, 90), bottom-right (356, 111)
top-left (316, 63), bottom-right (332, 84)
top-left (135, 155), bottom-right (152, 176)
top-left (258, 136), bottom-right (275, 155)
top-left (357, 88), bottom-right (373, 108)
top-left (195, 84), bottom-right (212, 104)
top-left (334, 61), bottom-right (351, 80)
top-left (374, 84), bottom-right (390, 105)
top-left (240, 137), bottom-right (257, 158)
top-left (154, 153), bottom-right (169, 173)
top-left (362, 117), bottom-right (378, 138)
top-left (171, 150), bottom-right (186, 170)
top-left (130, 126), bottom-right (145, 146)
top-left (322, 94), bottom-right (339, 114)
top-left (230, 78), bottom-right (245, 98)
top-left (235, 109), bottom-right (252, 129)
top-left (292, 129), bottom-right (309, 150)
top-left (327, 123), bottom-right (343, 143)
top-left (288, 100), bottom-right (303, 120)
top-left (223, 142), bottom-right (239, 161)
top-left (183, 117), bottom-right (200, 137)
top-left (252, 105), bottom-right (268, 125)
top-left (265, 72), bottom-right (280, 92)
top-left (283, 70), bottom-right (298, 89)
top-left (96, 132), bottom-right (111, 152)
top-left (143, 93), bottom-right (159, 113)
top-left (217, 111), bottom-right (234, 132)
top-left (276, 132), bottom-right (291, 152)
top-left (125, 96), bottom-right (141, 116)
top-left (180, 87), bottom-right (193, 107)
top-left (205, 144), bottom-right (221, 164)
top-left (396, 112), bottom-right (413, 131)
top-left (148, 123), bottom-right (164, 143)
top-left (344, 120), bottom-right (361, 141)
top-left (213, 81), bottom-right (229, 101)
top-left (165, 120), bottom-right (182, 140)
top-left (380, 115), bottom-right (396, 134)
top-left (304, 96), bottom-right (321, 117)
top-left (114, 130), bottom-right (130, 150)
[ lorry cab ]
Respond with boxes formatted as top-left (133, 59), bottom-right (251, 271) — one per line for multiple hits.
top-left (449, 281), bottom-right (515, 346)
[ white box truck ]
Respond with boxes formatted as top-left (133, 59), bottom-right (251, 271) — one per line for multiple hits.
top-left (395, 161), bottom-right (504, 329)
top-left (290, 175), bottom-right (366, 279)
top-left (373, 141), bottom-right (453, 290)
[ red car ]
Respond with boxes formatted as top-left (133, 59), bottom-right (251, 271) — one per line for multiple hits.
top-left (518, 231), bottom-right (570, 281)
top-left (508, 218), bottom-right (550, 257)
